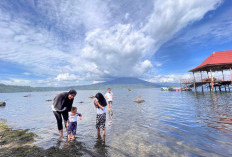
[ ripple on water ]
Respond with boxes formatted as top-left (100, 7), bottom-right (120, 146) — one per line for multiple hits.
top-left (1, 89), bottom-right (232, 156)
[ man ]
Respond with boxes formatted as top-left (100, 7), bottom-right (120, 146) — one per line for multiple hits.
top-left (104, 88), bottom-right (113, 116)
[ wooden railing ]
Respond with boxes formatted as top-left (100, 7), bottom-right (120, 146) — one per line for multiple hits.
top-left (181, 74), bottom-right (232, 84)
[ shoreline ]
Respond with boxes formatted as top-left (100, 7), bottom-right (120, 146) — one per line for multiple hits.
top-left (0, 120), bottom-right (84, 157)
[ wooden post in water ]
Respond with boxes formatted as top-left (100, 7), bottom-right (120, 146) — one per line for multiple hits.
top-left (210, 69), bottom-right (214, 91)
top-left (193, 72), bottom-right (196, 92)
top-left (207, 71), bottom-right (210, 91)
top-left (230, 68), bottom-right (232, 92)
top-left (222, 70), bottom-right (224, 81)
top-left (200, 71), bottom-right (203, 92)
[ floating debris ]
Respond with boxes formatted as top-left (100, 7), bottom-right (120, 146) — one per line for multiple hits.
top-left (0, 102), bottom-right (6, 106)
top-left (46, 99), bottom-right (53, 102)
top-left (89, 95), bottom-right (95, 98)
top-left (24, 94), bottom-right (31, 97)
top-left (133, 96), bottom-right (145, 103)
top-left (79, 101), bottom-right (84, 103)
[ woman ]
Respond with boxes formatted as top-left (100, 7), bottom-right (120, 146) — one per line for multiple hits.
top-left (94, 93), bottom-right (107, 137)
top-left (52, 89), bottom-right (77, 138)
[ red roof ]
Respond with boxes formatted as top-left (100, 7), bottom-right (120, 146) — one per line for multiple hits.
top-left (190, 50), bottom-right (232, 72)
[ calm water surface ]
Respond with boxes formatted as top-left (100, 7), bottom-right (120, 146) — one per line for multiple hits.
top-left (1, 88), bottom-right (232, 156)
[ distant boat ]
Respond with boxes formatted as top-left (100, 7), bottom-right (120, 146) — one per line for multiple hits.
top-left (161, 87), bottom-right (168, 91)
top-left (168, 87), bottom-right (181, 91)
top-left (24, 94), bottom-right (31, 97)
top-left (161, 87), bottom-right (181, 91)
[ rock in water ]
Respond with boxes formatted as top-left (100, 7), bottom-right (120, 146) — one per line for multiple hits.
top-left (79, 101), bottom-right (84, 103)
top-left (46, 99), bottom-right (52, 102)
top-left (0, 102), bottom-right (6, 106)
top-left (133, 96), bottom-right (145, 103)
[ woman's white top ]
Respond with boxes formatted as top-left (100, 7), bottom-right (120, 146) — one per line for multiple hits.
top-left (97, 106), bottom-right (106, 114)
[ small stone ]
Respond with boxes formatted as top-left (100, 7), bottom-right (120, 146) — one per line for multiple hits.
top-left (0, 102), bottom-right (6, 106)
top-left (133, 96), bottom-right (145, 103)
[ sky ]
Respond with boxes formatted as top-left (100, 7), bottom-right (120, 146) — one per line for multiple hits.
top-left (0, 0), bottom-right (232, 86)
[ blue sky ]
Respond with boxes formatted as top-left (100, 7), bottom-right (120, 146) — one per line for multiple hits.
top-left (0, 0), bottom-right (231, 86)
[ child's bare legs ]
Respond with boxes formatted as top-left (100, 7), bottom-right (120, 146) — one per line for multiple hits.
top-left (71, 135), bottom-right (75, 141)
top-left (67, 134), bottom-right (71, 142)
top-left (97, 128), bottom-right (101, 136)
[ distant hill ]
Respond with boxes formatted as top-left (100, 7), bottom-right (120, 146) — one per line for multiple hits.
top-left (0, 77), bottom-right (162, 93)
top-left (101, 77), bottom-right (156, 85)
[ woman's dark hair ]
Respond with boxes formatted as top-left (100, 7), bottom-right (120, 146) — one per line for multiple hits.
top-left (95, 93), bottom-right (107, 107)
top-left (68, 89), bottom-right (77, 95)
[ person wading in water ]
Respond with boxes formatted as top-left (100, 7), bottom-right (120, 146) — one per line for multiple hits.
top-left (52, 89), bottom-right (77, 139)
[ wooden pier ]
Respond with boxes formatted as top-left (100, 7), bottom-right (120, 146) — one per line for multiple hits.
top-left (181, 50), bottom-right (232, 92)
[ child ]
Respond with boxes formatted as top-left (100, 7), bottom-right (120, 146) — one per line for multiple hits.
top-left (104, 88), bottom-right (113, 116)
top-left (66, 107), bottom-right (82, 142)
top-left (94, 93), bottom-right (107, 137)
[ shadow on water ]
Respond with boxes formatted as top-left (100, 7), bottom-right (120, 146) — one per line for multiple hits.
top-left (94, 135), bottom-right (108, 156)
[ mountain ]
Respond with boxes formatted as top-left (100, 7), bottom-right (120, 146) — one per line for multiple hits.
top-left (70, 77), bottom-right (161, 90)
top-left (0, 77), bottom-right (161, 93)
top-left (101, 77), bottom-right (155, 85)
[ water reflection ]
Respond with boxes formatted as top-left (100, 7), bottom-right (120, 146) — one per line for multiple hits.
top-left (94, 135), bottom-right (108, 156)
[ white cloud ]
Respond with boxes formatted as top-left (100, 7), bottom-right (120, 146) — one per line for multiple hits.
top-left (78, 24), bottom-right (154, 78)
top-left (22, 72), bottom-right (31, 76)
top-left (55, 73), bottom-right (81, 81)
top-left (0, 0), bottom-right (223, 86)
top-left (142, 0), bottom-right (222, 47)
top-left (92, 80), bottom-right (105, 84)
top-left (0, 78), bottom-right (32, 86)
top-left (124, 13), bottom-right (130, 20)
top-left (149, 73), bottom-right (192, 83)
top-left (73, 0), bottom-right (222, 80)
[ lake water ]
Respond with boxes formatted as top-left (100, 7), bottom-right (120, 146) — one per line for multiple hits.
top-left (1, 88), bottom-right (232, 156)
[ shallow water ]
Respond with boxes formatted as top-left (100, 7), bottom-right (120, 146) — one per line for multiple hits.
top-left (1, 88), bottom-right (232, 156)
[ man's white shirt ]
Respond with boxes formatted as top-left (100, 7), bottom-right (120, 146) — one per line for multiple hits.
top-left (105, 92), bottom-right (113, 101)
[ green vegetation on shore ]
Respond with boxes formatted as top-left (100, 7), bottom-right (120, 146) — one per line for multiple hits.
top-left (0, 121), bottom-right (83, 157)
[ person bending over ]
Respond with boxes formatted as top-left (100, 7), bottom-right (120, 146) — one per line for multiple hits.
top-left (52, 89), bottom-right (77, 139)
